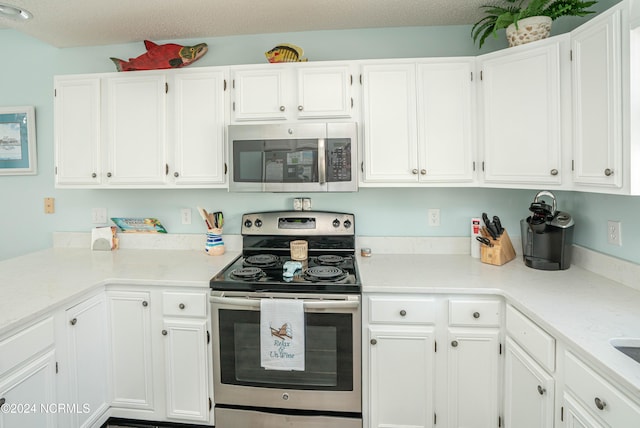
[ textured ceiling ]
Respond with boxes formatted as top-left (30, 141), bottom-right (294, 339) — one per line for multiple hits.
top-left (0, 0), bottom-right (488, 48)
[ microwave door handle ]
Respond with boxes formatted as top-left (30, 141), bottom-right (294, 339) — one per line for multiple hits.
top-left (211, 296), bottom-right (359, 310)
top-left (318, 138), bottom-right (326, 185)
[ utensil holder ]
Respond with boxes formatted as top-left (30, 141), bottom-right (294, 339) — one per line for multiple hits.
top-left (205, 228), bottom-right (225, 256)
top-left (480, 228), bottom-right (516, 266)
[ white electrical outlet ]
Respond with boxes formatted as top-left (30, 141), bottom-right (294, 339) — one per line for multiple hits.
top-left (428, 209), bottom-right (440, 227)
top-left (181, 208), bottom-right (192, 225)
top-left (607, 220), bottom-right (622, 246)
top-left (91, 208), bottom-right (107, 224)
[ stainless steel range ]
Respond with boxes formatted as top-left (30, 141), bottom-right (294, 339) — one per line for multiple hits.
top-left (210, 211), bottom-right (361, 428)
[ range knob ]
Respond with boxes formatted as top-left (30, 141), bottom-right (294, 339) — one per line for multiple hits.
top-left (332, 219), bottom-right (340, 228)
top-left (343, 219), bottom-right (352, 229)
top-left (254, 219), bottom-right (263, 227)
top-left (243, 219), bottom-right (253, 228)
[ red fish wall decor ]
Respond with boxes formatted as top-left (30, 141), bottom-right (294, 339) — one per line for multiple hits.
top-left (110, 40), bottom-right (208, 72)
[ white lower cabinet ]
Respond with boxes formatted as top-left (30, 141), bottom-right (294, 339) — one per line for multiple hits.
top-left (446, 298), bottom-right (502, 428)
top-left (563, 392), bottom-right (605, 428)
top-left (368, 327), bottom-right (436, 428)
top-left (364, 295), bottom-right (503, 428)
top-left (63, 293), bottom-right (109, 428)
top-left (562, 350), bottom-right (640, 427)
top-left (106, 287), bottom-right (213, 425)
top-left (504, 337), bottom-right (555, 428)
top-left (161, 291), bottom-right (211, 423)
top-left (0, 317), bottom-right (57, 428)
top-left (106, 290), bottom-right (155, 412)
top-left (0, 350), bottom-right (57, 428)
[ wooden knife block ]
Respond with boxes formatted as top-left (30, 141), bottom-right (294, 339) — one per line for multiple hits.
top-left (480, 228), bottom-right (516, 266)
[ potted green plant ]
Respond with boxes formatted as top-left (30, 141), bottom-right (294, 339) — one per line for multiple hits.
top-left (472, 0), bottom-right (598, 48)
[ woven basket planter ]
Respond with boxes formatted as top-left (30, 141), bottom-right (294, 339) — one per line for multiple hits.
top-left (506, 16), bottom-right (552, 47)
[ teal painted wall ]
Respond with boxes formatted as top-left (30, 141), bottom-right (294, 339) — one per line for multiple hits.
top-left (2, 0), bottom-right (636, 265)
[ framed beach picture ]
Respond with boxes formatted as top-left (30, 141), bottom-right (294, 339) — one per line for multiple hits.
top-left (0, 106), bottom-right (37, 175)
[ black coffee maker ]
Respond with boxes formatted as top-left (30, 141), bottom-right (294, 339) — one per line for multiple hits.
top-left (520, 190), bottom-right (575, 270)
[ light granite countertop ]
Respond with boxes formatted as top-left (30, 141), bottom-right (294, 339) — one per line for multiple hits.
top-left (1, 243), bottom-right (640, 402)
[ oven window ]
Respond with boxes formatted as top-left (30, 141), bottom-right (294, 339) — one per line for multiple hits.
top-left (218, 309), bottom-right (353, 391)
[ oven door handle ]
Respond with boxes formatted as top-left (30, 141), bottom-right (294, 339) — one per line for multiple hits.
top-left (211, 296), bottom-right (359, 310)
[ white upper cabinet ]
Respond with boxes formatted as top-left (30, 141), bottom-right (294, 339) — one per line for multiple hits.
top-left (106, 73), bottom-right (168, 185)
top-left (361, 62), bottom-right (418, 183)
top-left (169, 70), bottom-right (227, 186)
top-left (571, 4), bottom-right (623, 189)
top-left (417, 60), bottom-right (475, 182)
top-left (478, 35), bottom-right (568, 187)
top-left (54, 76), bottom-right (102, 186)
top-left (54, 67), bottom-right (228, 189)
top-left (361, 59), bottom-right (475, 185)
top-left (231, 63), bottom-right (354, 122)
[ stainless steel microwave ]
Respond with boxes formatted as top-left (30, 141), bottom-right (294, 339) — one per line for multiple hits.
top-left (228, 122), bottom-right (357, 192)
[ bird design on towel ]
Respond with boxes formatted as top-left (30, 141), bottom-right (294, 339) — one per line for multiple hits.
top-left (270, 322), bottom-right (293, 340)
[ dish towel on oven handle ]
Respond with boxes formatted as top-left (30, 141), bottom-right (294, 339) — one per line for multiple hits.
top-left (260, 298), bottom-right (305, 371)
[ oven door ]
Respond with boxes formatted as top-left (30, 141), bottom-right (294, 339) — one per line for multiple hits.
top-left (210, 291), bottom-right (361, 413)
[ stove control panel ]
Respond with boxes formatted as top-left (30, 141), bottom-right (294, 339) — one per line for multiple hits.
top-left (242, 211), bottom-right (355, 236)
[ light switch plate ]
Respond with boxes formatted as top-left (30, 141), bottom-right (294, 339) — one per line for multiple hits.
top-left (44, 197), bottom-right (55, 214)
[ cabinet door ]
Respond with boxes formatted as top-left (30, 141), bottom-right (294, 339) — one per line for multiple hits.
top-left (368, 327), bottom-right (435, 428)
top-left (232, 68), bottom-right (287, 121)
top-left (447, 328), bottom-right (500, 428)
top-left (297, 66), bottom-right (352, 118)
top-left (504, 337), bottom-right (554, 428)
top-left (66, 293), bottom-right (109, 428)
top-left (362, 63), bottom-right (419, 182)
top-left (479, 38), bottom-right (564, 185)
top-left (54, 76), bottom-right (102, 186)
top-left (162, 319), bottom-right (209, 422)
top-left (106, 74), bottom-right (167, 185)
top-left (563, 393), bottom-right (605, 428)
top-left (107, 291), bottom-right (154, 410)
top-left (171, 70), bottom-right (226, 185)
top-left (417, 60), bottom-right (475, 182)
top-left (571, 6), bottom-right (623, 188)
top-left (0, 350), bottom-right (56, 428)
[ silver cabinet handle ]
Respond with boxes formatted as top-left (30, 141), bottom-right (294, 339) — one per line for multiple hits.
top-left (550, 169), bottom-right (558, 176)
top-left (604, 168), bottom-right (614, 176)
top-left (279, 106), bottom-right (285, 112)
top-left (420, 169), bottom-right (426, 175)
top-left (174, 172), bottom-right (179, 177)
top-left (162, 330), bottom-right (168, 336)
top-left (91, 173), bottom-right (97, 178)
top-left (70, 318), bottom-right (77, 326)
top-left (142, 300), bottom-right (148, 307)
top-left (412, 169), bottom-right (419, 174)
top-left (370, 338), bottom-right (377, 345)
top-left (179, 303), bottom-right (185, 310)
top-left (537, 385), bottom-right (546, 395)
top-left (107, 172), bottom-right (112, 178)
top-left (451, 340), bottom-right (459, 347)
top-left (399, 309), bottom-right (406, 316)
top-left (298, 105), bottom-right (304, 111)
top-left (473, 311), bottom-right (480, 319)
top-left (594, 397), bottom-right (606, 410)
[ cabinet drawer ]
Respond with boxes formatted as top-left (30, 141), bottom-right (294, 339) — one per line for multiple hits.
top-left (506, 305), bottom-right (555, 372)
top-left (449, 299), bottom-right (501, 327)
top-left (0, 317), bottom-right (55, 377)
top-left (162, 292), bottom-right (207, 317)
top-left (368, 296), bottom-right (436, 324)
top-left (565, 351), bottom-right (640, 426)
